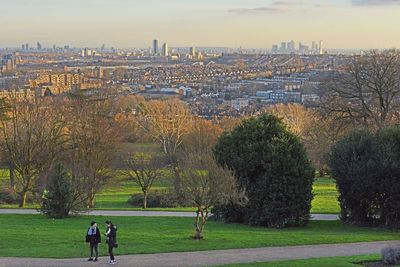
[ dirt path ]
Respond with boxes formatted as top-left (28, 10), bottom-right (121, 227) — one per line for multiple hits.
top-left (0, 209), bottom-right (339, 220)
top-left (1, 241), bottom-right (398, 267)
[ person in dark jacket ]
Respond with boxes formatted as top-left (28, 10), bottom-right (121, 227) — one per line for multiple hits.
top-left (86, 221), bottom-right (101, 262)
top-left (105, 220), bottom-right (117, 265)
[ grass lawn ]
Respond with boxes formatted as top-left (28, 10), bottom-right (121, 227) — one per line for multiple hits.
top-left (311, 177), bottom-right (340, 214)
top-left (96, 176), bottom-right (341, 214)
top-left (219, 254), bottom-right (382, 267)
top-left (0, 172), bottom-right (341, 214)
top-left (0, 215), bottom-right (399, 258)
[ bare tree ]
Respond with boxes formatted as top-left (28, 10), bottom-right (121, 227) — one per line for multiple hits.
top-left (137, 99), bottom-right (192, 202)
top-left (320, 50), bottom-right (400, 129)
top-left (65, 96), bottom-right (119, 208)
top-left (181, 151), bottom-right (244, 239)
top-left (125, 152), bottom-right (165, 209)
top-left (0, 97), bottom-right (66, 207)
top-left (182, 118), bottom-right (222, 154)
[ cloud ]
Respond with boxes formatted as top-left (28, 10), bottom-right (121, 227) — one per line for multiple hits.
top-left (228, 1), bottom-right (326, 15)
top-left (352, 0), bottom-right (400, 5)
top-left (228, 6), bottom-right (285, 15)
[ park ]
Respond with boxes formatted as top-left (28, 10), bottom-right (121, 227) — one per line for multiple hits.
top-left (1, 50), bottom-right (400, 266)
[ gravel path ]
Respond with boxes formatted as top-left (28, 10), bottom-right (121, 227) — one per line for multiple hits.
top-left (0, 241), bottom-right (398, 267)
top-left (0, 209), bottom-right (339, 220)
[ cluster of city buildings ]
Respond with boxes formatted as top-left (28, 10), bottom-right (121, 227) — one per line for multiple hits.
top-left (271, 40), bottom-right (324, 55)
top-left (0, 54), bottom-right (18, 73)
top-left (0, 40), bottom-right (348, 118)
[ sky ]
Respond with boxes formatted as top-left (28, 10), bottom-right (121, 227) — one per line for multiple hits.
top-left (0, 0), bottom-right (399, 49)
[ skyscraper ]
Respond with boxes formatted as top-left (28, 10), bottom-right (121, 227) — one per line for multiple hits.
top-left (161, 43), bottom-right (169, 57)
top-left (152, 39), bottom-right (159, 56)
top-left (37, 42), bottom-right (42, 51)
top-left (189, 47), bottom-right (196, 57)
top-left (280, 42), bottom-right (287, 52)
top-left (287, 40), bottom-right (296, 52)
top-left (319, 40), bottom-right (324, 55)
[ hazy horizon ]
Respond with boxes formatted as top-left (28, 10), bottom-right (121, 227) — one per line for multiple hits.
top-left (1, 0), bottom-right (400, 49)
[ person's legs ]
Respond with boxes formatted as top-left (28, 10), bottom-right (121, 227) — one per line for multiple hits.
top-left (89, 243), bottom-right (94, 260)
top-left (108, 243), bottom-right (115, 261)
top-left (94, 243), bottom-right (98, 260)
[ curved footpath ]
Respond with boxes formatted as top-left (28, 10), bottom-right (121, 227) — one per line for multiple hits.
top-left (1, 241), bottom-right (399, 267)
top-left (0, 209), bottom-right (339, 220)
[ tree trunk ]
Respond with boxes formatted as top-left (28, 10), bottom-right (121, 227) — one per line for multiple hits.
top-left (193, 208), bottom-right (207, 240)
top-left (87, 193), bottom-right (95, 209)
top-left (9, 164), bottom-right (15, 192)
top-left (143, 190), bottom-right (148, 209)
top-left (19, 190), bottom-right (27, 208)
top-left (171, 163), bottom-right (185, 205)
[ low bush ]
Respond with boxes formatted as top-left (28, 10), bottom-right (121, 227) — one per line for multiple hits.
top-left (0, 189), bottom-right (35, 205)
top-left (127, 190), bottom-right (191, 208)
top-left (0, 189), bottom-right (19, 204)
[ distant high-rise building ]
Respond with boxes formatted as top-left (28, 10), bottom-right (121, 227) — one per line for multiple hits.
top-left (271, 45), bottom-right (278, 53)
top-left (189, 47), bottom-right (196, 57)
top-left (53, 44), bottom-right (56, 51)
top-left (311, 41), bottom-right (317, 53)
top-left (152, 39), bottom-right (159, 56)
top-left (37, 42), bottom-right (42, 51)
top-left (161, 43), bottom-right (169, 57)
top-left (287, 40), bottom-right (296, 52)
top-left (81, 48), bottom-right (93, 57)
top-left (25, 43), bottom-right (29, 51)
top-left (319, 40), bottom-right (324, 55)
top-left (21, 44), bottom-right (25, 50)
top-left (280, 42), bottom-right (287, 52)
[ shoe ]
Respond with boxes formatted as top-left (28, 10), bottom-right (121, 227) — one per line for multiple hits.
top-left (109, 260), bottom-right (115, 265)
top-left (93, 258), bottom-right (98, 262)
top-left (88, 258), bottom-right (93, 261)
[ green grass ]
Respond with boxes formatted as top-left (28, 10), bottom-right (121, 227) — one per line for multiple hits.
top-left (0, 215), bottom-right (399, 258)
top-left (0, 158), bottom-right (341, 214)
top-left (311, 177), bottom-right (340, 214)
top-left (219, 254), bottom-right (382, 267)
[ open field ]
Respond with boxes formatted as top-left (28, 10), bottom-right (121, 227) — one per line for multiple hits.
top-left (0, 142), bottom-right (340, 213)
top-left (0, 215), bottom-right (398, 258)
top-left (220, 254), bottom-right (381, 267)
top-left (0, 173), bottom-right (340, 213)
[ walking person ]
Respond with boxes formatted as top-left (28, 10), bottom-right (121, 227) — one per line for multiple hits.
top-left (105, 220), bottom-right (117, 265)
top-left (86, 221), bottom-right (101, 262)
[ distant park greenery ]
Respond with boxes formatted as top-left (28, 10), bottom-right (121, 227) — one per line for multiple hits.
top-left (330, 126), bottom-right (400, 228)
top-left (213, 114), bottom-right (315, 228)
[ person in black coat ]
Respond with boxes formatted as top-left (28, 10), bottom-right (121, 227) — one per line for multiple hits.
top-left (105, 220), bottom-right (117, 265)
top-left (86, 221), bottom-right (101, 262)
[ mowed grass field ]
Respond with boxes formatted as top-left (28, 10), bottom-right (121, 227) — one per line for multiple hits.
top-left (0, 142), bottom-right (340, 213)
top-left (0, 215), bottom-right (398, 258)
top-left (220, 254), bottom-right (381, 267)
top-left (0, 171), bottom-right (340, 213)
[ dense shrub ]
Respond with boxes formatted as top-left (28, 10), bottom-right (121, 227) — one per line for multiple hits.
top-left (329, 127), bottom-right (400, 228)
top-left (0, 188), bottom-right (35, 205)
top-left (213, 114), bottom-right (315, 228)
top-left (127, 190), bottom-right (190, 208)
top-left (382, 246), bottom-right (400, 265)
top-left (0, 189), bottom-right (19, 204)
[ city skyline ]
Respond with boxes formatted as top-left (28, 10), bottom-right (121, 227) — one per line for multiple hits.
top-left (0, 0), bottom-right (400, 49)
